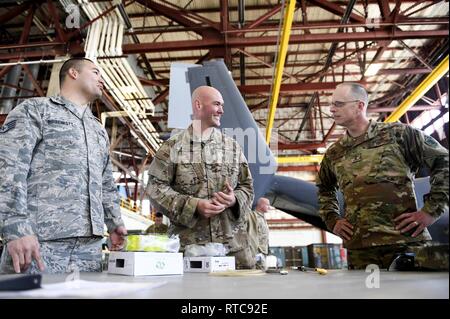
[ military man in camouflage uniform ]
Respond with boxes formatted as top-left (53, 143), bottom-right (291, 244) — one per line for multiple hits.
top-left (317, 82), bottom-right (449, 270)
top-left (0, 58), bottom-right (127, 274)
top-left (145, 212), bottom-right (168, 234)
top-left (147, 86), bottom-right (255, 269)
top-left (247, 197), bottom-right (270, 258)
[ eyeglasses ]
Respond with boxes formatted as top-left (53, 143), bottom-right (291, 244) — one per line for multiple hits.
top-left (330, 100), bottom-right (360, 108)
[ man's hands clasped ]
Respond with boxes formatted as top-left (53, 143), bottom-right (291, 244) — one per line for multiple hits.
top-left (197, 182), bottom-right (236, 218)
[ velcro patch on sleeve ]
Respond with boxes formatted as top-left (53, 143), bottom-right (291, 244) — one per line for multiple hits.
top-left (0, 119), bottom-right (17, 133)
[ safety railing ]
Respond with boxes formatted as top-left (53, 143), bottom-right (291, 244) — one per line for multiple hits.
top-left (120, 198), bottom-right (140, 213)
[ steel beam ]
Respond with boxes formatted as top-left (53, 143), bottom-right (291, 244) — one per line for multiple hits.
top-left (18, 5), bottom-right (35, 45)
top-left (0, 66), bottom-right (13, 80)
top-left (142, 46), bottom-right (425, 63)
top-left (0, 3), bottom-right (30, 25)
top-left (239, 81), bottom-right (369, 94)
top-left (306, 0), bottom-right (366, 24)
top-left (153, 58), bottom-right (391, 75)
top-left (236, 4), bottom-right (282, 37)
top-left (123, 1), bottom-right (430, 18)
top-left (399, 40), bottom-right (432, 70)
top-left (377, 0), bottom-right (391, 19)
top-left (222, 0), bottom-right (231, 67)
top-left (128, 18), bottom-right (448, 35)
top-left (46, 0), bottom-right (66, 42)
top-left (385, 56), bottom-right (449, 123)
top-left (0, 41), bottom-right (66, 51)
top-left (138, 77), bottom-right (169, 86)
top-left (21, 64), bottom-right (44, 96)
top-left (122, 30), bottom-right (448, 53)
top-left (402, 0), bottom-right (443, 17)
top-left (135, 0), bottom-right (214, 35)
top-left (152, 88), bottom-right (169, 105)
top-left (158, 0), bottom-right (222, 31)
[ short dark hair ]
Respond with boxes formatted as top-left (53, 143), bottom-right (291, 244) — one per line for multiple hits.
top-left (59, 57), bottom-right (94, 88)
top-left (155, 212), bottom-right (163, 218)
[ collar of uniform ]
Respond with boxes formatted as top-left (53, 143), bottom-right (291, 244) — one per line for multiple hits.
top-left (365, 119), bottom-right (378, 139)
top-left (340, 119), bottom-right (376, 147)
top-left (50, 95), bottom-right (89, 120)
top-left (184, 124), bottom-right (220, 145)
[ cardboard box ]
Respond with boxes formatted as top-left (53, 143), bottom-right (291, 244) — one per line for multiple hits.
top-left (108, 251), bottom-right (183, 276)
top-left (184, 256), bottom-right (235, 273)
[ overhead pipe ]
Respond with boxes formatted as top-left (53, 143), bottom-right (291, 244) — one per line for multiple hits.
top-left (265, 0), bottom-right (296, 144)
top-left (0, 59), bottom-right (67, 67)
top-left (384, 55), bottom-right (449, 123)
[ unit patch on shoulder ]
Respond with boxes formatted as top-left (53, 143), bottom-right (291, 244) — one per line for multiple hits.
top-left (424, 135), bottom-right (439, 147)
top-left (0, 119), bottom-right (17, 133)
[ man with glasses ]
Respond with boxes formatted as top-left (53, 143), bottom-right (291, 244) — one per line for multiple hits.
top-left (316, 82), bottom-right (448, 270)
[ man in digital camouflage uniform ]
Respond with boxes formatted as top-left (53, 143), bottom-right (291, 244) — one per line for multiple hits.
top-left (147, 86), bottom-right (255, 269)
top-left (247, 197), bottom-right (270, 258)
top-left (0, 58), bottom-right (127, 274)
top-left (317, 82), bottom-right (449, 270)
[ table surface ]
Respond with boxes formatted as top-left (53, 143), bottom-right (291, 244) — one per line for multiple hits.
top-left (1, 269), bottom-right (448, 299)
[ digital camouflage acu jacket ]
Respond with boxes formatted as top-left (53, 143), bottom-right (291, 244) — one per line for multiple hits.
top-left (0, 96), bottom-right (124, 242)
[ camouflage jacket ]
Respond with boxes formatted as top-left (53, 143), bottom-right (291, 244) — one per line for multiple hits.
top-left (317, 120), bottom-right (449, 249)
top-left (0, 96), bottom-right (124, 242)
top-left (146, 124), bottom-right (254, 253)
top-left (247, 210), bottom-right (269, 255)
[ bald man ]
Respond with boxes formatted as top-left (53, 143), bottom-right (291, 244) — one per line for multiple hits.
top-left (316, 82), bottom-right (449, 270)
top-left (147, 86), bottom-right (255, 269)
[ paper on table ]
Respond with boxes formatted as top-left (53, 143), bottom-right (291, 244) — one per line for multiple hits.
top-left (0, 279), bottom-right (166, 298)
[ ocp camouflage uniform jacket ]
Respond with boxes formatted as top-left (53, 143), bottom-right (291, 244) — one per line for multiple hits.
top-left (147, 124), bottom-right (254, 254)
top-left (317, 120), bottom-right (449, 249)
top-left (247, 210), bottom-right (269, 255)
top-left (0, 96), bottom-right (124, 242)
